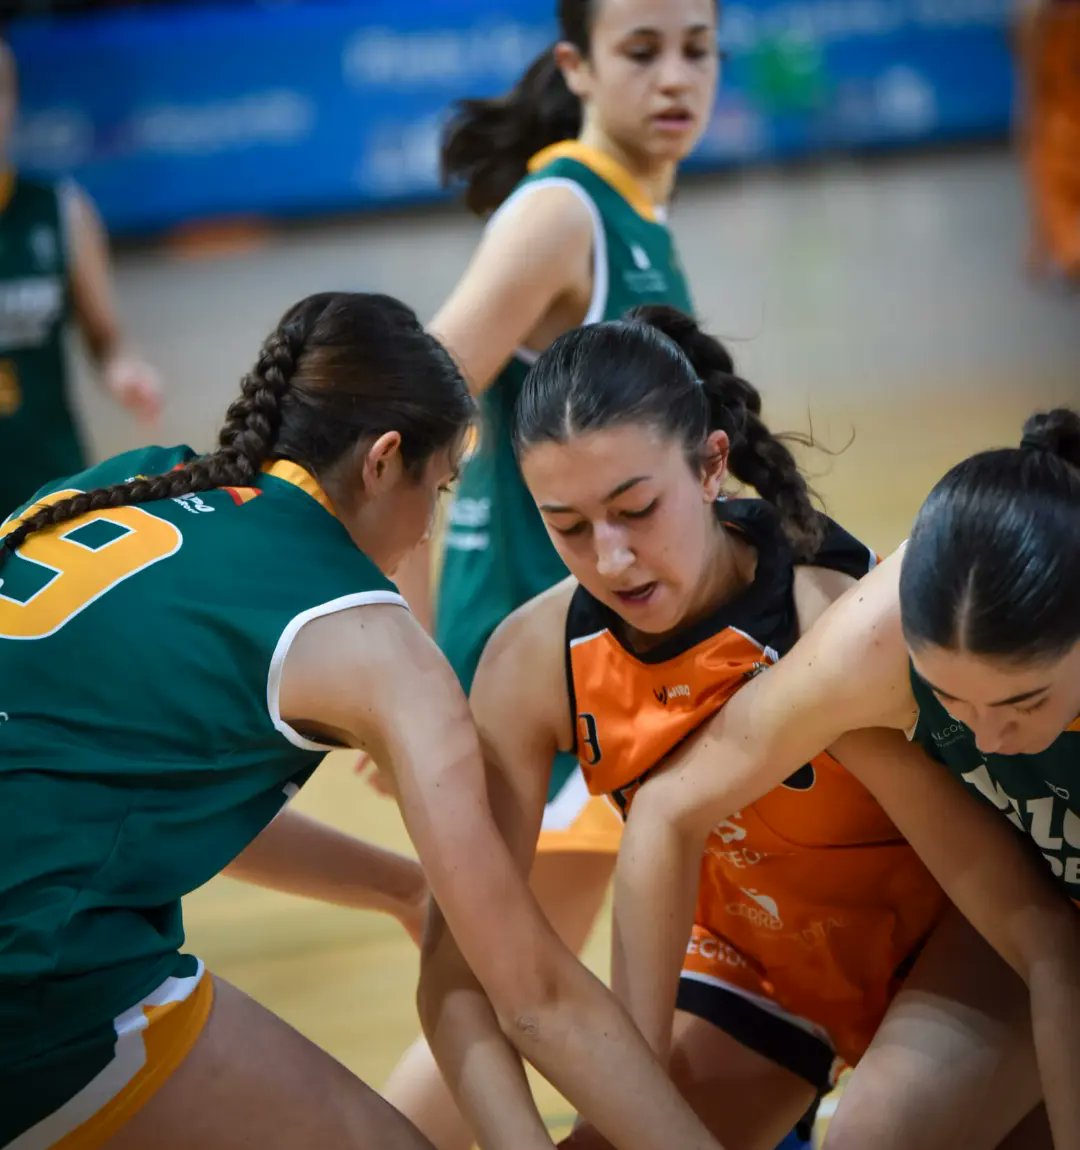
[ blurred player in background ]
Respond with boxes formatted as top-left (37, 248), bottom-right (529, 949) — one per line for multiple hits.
top-left (1016, 0), bottom-right (1080, 285)
top-left (0, 38), bottom-right (162, 515)
top-left (381, 2), bottom-right (721, 1145)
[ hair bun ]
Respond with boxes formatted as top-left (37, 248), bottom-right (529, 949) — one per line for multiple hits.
top-left (1020, 408), bottom-right (1080, 468)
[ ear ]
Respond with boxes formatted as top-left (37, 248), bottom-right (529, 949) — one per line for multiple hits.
top-left (360, 430), bottom-right (405, 493)
top-left (554, 40), bottom-right (592, 101)
top-left (701, 430), bottom-right (730, 501)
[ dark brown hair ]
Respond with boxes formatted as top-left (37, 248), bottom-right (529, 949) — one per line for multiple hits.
top-left (514, 305), bottom-right (824, 557)
top-left (1, 292), bottom-right (474, 568)
top-left (900, 408), bottom-right (1080, 661)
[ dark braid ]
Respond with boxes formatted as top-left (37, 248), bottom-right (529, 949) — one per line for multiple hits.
top-left (644, 308), bottom-right (824, 557)
top-left (1, 296), bottom-right (313, 570)
top-left (2, 291), bottom-right (474, 573)
top-left (723, 395), bottom-right (824, 560)
top-left (513, 305), bottom-right (824, 559)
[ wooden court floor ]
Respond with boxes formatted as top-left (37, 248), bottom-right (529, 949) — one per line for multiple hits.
top-left (79, 145), bottom-right (1078, 1142)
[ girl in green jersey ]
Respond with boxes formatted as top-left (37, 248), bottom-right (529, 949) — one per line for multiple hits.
top-left (382, 3), bottom-right (719, 1143)
top-left (600, 409), bottom-right (1080, 1149)
top-left (0, 292), bottom-right (725, 1150)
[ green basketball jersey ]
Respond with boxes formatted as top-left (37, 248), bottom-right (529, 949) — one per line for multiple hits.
top-left (436, 141), bottom-right (695, 712)
top-left (0, 176), bottom-right (83, 516)
top-left (910, 668), bottom-right (1080, 904)
top-left (0, 446), bottom-right (404, 1068)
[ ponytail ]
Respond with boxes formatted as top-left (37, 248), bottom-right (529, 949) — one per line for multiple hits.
top-left (441, 47), bottom-right (581, 217)
top-left (627, 306), bottom-right (825, 558)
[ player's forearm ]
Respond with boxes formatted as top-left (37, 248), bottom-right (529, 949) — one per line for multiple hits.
top-left (419, 935), bottom-right (553, 1150)
top-left (1029, 948), bottom-right (1080, 1148)
top-left (224, 807), bottom-right (426, 922)
top-left (612, 810), bottom-right (701, 1061)
top-left (505, 953), bottom-right (723, 1150)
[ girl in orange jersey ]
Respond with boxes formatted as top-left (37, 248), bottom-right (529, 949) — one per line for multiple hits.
top-left (445, 305), bottom-right (1054, 1150)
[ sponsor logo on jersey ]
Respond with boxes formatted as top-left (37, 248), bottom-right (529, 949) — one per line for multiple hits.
top-left (961, 763), bottom-right (1080, 890)
top-left (653, 683), bottom-right (691, 705)
top-left (172, 493), bottom-right (215, 515)
top-left (727, 887), bottom-right (784, 930)
top-left (0, 277), bottom-right (63, 348)
top-left (930, 720), bottom-right (969, 750)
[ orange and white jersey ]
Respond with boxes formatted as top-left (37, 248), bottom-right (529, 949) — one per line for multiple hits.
top-left (565, 501), bottom-right (946, 1076)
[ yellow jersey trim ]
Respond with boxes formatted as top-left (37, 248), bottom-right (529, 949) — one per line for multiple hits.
top-left (527, 141), bottom-right (658, 223)
top-left (261, 459), bottom-right (337, 518)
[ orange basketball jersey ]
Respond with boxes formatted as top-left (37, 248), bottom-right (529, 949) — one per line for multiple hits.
top-left (566, 501), bottom-right (947, 1067)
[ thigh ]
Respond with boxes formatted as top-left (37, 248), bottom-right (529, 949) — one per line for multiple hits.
top-left (668, 1010), bottom-right (816, 1150)
top-left (107, 975), bottom-right (435, 1150)
top-left (821, 908), bottom-right (1041, 1150)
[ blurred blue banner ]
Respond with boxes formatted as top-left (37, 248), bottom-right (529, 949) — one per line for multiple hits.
top-left (9, 0), bottom-right (1014, 235)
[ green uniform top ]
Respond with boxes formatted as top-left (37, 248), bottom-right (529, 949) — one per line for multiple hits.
top-left (0, 175), bottom-right (83, 516)
top-left (0, 446), bottom-right (404, 1069)
top-left (436, 141), bottom-right (695, 804)
top-left (910, 668), bottom-right (1080, 904)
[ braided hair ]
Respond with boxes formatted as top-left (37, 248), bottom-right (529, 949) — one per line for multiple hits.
top-left (513, 304), bottom-right (823, 557)
top-left (1, 292), bottom-right (473, 569)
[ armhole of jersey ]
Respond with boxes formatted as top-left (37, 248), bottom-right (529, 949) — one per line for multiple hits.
top-left (486, 176), bottom-right (610, 368)
top-left (267, 590), bottom-right (408, 750)
top-left (563, 600), bottom-right (580, 757)
top-left (563, 587), bottom-right (609, 756)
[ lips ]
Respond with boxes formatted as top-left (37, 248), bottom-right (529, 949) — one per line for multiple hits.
top-left (653, 108), bottom-right (694, 128)
top-left (613, 581), bottom-right (658, 606)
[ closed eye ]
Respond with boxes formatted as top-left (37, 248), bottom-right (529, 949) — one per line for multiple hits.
top-left (1017, 698), bottom-right (1049, 715)
top-left (621, 499), bottom-right (659, 520)
top-left (551, 520), bottom-right (588, 538)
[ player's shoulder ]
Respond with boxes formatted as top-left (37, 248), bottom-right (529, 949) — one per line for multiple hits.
top-left (486, 175), bottom-right (596, 251)
top-left (792, 547), bottom-right (909, 708)
top-left (481, 576), bottom-right (577, 672)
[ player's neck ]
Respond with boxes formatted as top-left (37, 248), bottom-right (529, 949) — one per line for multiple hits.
top-left (687, 520), bottom-right (758, 629)
top-left (576, 124), bottom-right (676, 208)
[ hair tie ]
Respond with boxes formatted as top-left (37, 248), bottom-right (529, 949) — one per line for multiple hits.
top-left (1019, 432), bottom-right (1047, 453)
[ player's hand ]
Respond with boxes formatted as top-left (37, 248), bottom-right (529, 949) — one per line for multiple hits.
top-left (103, 354), bottom-right (164, 426)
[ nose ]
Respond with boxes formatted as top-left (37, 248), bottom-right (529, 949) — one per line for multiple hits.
top-left (657, 49), bottom-right (694, 94)
top-left (594, 522), bottom-right (634, 579)
top-left (971, 713), bottom-right (1016, 756)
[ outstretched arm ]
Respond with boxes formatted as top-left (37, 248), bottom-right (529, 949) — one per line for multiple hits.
top-left (66, 183), bottom-right (163, 425)
top-left (282, 598), bottom-right (724, 1150)
top-left (222, 805), bottom-right (428, 943)
top-left (610, 556), bottom-right (912, 1059)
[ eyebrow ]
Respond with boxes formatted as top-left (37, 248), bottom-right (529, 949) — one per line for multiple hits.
top-left (539, 475), bottom-right (650, 514)
top-left (922, 678), bottom-right (1051, 708)
top-left (623, 23), bottom-right (713, 37)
